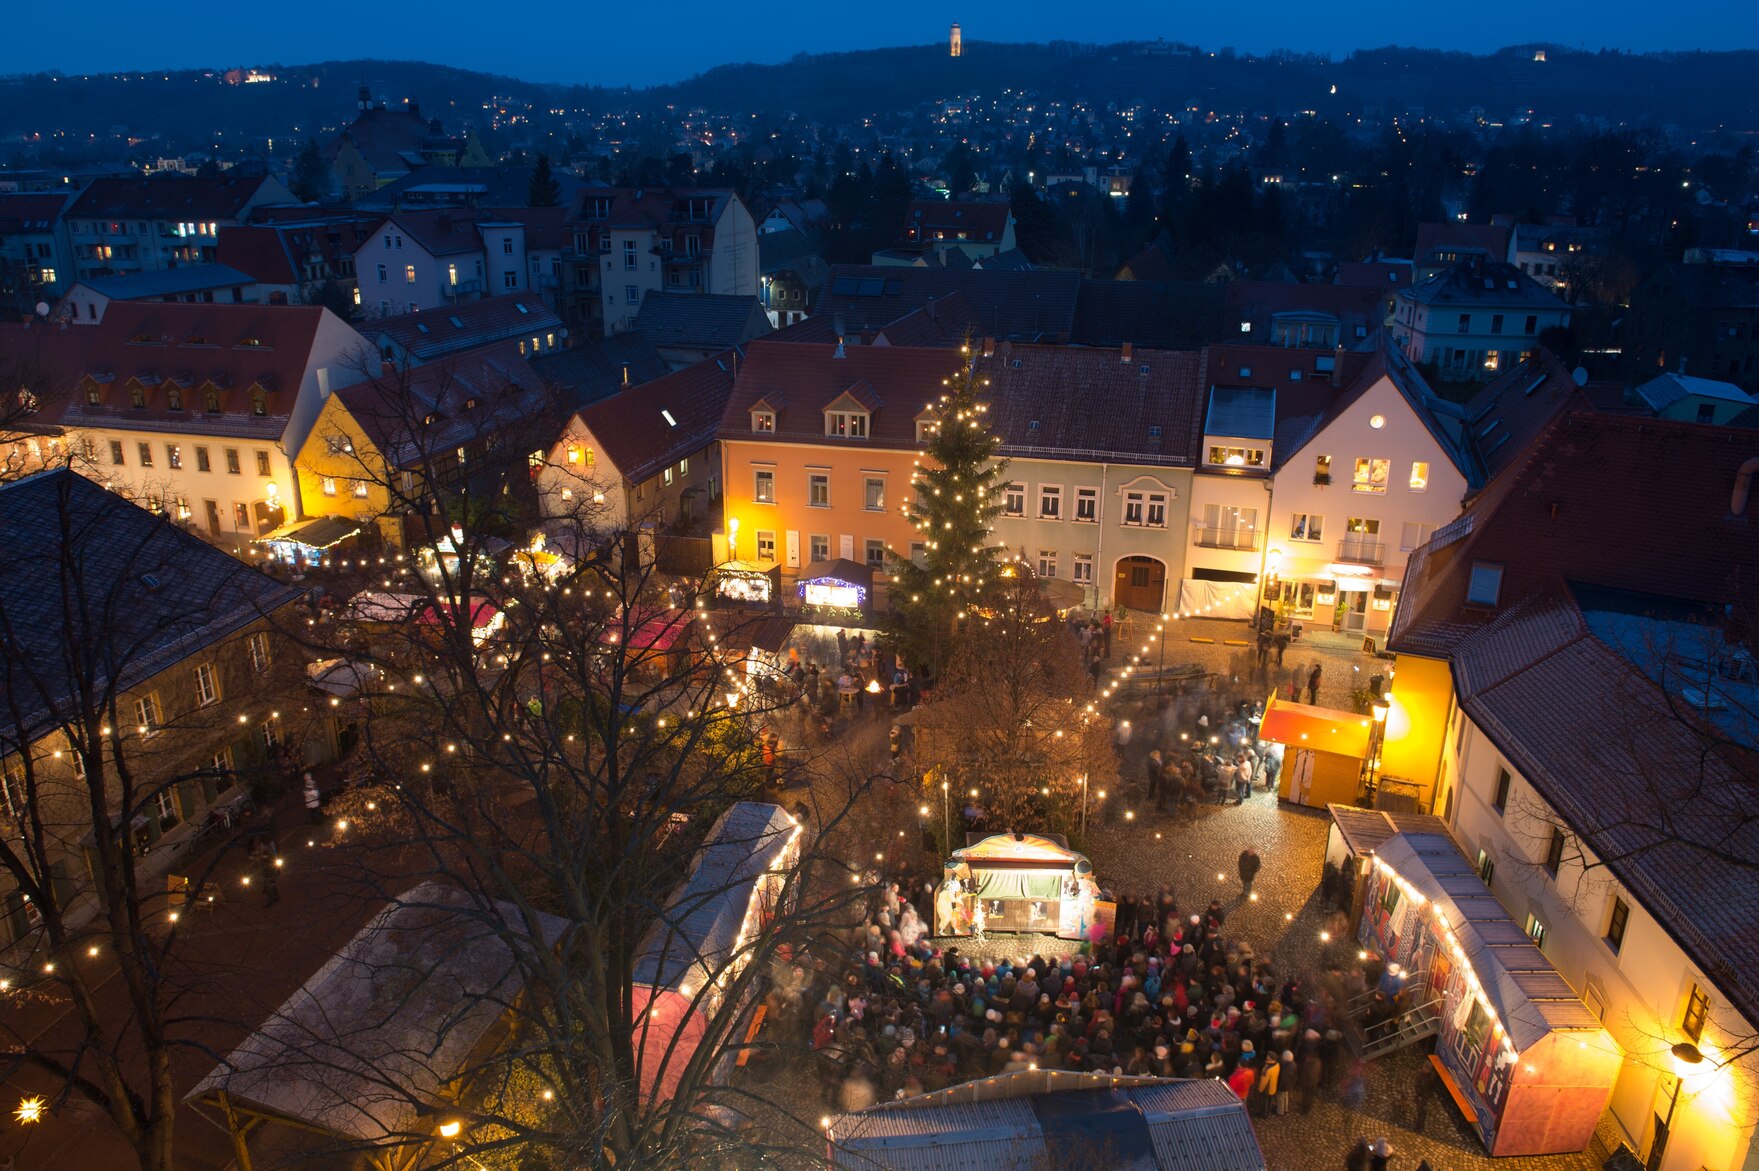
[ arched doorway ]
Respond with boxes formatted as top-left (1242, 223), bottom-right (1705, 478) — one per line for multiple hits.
top-left (1113, 556), bottom-right (1166, 612)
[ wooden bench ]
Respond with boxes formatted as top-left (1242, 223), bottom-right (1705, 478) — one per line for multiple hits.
top-left (734, 1003), bottom-right (768, 1067)
top-left (1429, 1053), bottom-right (1476, 1120)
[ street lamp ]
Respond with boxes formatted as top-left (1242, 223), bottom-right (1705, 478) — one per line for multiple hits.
top-left (726, 516), bottom-right (739, 561)
top-left (1656, 1042), bottom-right (1704, 1167)
top-left (1365, 694), bottom-right (1391, 799)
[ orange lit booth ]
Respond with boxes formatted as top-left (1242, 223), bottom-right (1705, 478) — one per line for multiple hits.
top-left (934, 833), bottom-right (1109, 941)
top-left (1357, 832), bottom-right (1621, 1157)
top-left (1257, 693), bottom-right (1373, 808)
top-left (630, 802), bottom-right (801, 1102)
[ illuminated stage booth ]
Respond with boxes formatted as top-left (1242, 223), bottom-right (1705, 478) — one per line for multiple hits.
top-left (935, 832), bottom-right (1110, 941)
top-left (795, 557), bottom-right (873, 622)
top-left (1357, 832), bottom-right (1621, 1157)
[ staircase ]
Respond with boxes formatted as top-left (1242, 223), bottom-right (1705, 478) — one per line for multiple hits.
top-left (1352, 996), bottom-right (1445, 1060)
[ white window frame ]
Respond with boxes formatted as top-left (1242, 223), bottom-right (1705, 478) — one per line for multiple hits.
top-left (1037, 550), bottom-right (1057, 578)
top-left (1074, 487), bottom-right (1098, 523)
top-left (135, 692), bottom-right (163, 737)
top-left (865, 539), bottom-right (887, 569)
top-left (248, 632), bottom-right (271, 674)
top-left (826, 411), bottom-right (868, 439)
top-left (752, 410), bottom-right (775, 433)
top-left (1145, 493), bottom-right (1168, 528)
top-left (1038, 484), bottom-right (1063, 520)
top-left (194, 663), bottom-right (218, 707)
top-left (1003, 483), bottom-right (1025, 516)
top-left (1122, 491), bottom-right (1145, 526)
top-left (755, 530), bottom-right (777, 561)
top-left (1352, 457), bottom-right (1390, 494)
top-left (1072, 554), bottom-right (1094, 583)
top-left (1291, 513), bottom-right (1324, 542)
top-left (753, 469), bottom-right (775, 504)
top-left (321, 476), bottom-right (338, 497)
top-left (1409, 461), bottom-right (1430, 492)
top-left (863, 477), bottom-right (886, 512)
top-left (810, 534), bottom-right (830, 563)
top-left (808, 473), bottom-right (830, 508)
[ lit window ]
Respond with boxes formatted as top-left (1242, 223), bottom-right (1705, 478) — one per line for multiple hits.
top-left (864, 478), bottom-right (885, 511)
top-left (1290, 513), bottom-right (1323, 542)
top-left (248, 633), bottom-right (271, 674)
top-left (664, 467), bottom-right (674, 486)
top-left (321, 477), bottom-right (338, 497)
top-left (352, 481), bottom-right (368, 498)
top-left (754, 469), bottom-right (775, 504)
top-left (1207, 445), bottom-right (1265, 467)
top-left (134, 693), bottom-right (163, 737)
top-left (405, 265), bottom-right (416, 284)
top-left (1351, 458), bottom-right (1389, 493)
top-left (1409, 461), bottom-right (1429, 491)
top-left (755, 531), bottom-right (777, 561)
top-left (1682, 984), bottom-right (1710, 1042)
top-left (752, 410), bottom-right (775, 433)
top-left (826, 411), bottom-right (868, 439)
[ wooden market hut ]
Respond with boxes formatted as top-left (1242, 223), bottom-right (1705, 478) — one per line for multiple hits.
top-left (1256, 693), bottom-right (1374, 808)
top-left (1356, 832), bottom-right (1621, 1157)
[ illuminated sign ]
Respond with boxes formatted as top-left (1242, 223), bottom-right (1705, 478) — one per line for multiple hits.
top-left (801, 580), bottom-right (863, 610)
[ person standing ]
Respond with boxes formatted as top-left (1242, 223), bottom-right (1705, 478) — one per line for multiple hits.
top-left (1238, 847), bottom-right (1261, 896)
top-left (1368, 1138), bottom-right (1393, 1171)
top-left (303, 772), bottom-right (322, 824)
top-left (1306, 662), bottom-right (1323, 705)
top-left (1344, 1137), bottom-right (1372, 1171)
top-left (1298, 1046), bottom-right (1324, 1113)
top-left (1273, 628), bottom-right (1290, 666)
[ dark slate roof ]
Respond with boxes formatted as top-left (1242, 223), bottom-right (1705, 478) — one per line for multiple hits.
top-left (759, 228), bottom-right (831, 293)
top-left (1461, 349), bottom-right (1594, 484)
top-left (719, 341), bottom-right (964, 447)
top-left (368, 209), bottom-right (483, 257)
top-left (1205, 386), bottom-right (1276, 440)
top-left (323, 105), bottom-right (434, 174)
top-left (635, 292), bottom-right (772, 352)
top-left (372, 295), bottom-right (560, 362)
top-left (1413, 222), bottom-right (1511, 268)
top-left (529, 333), bottom-right (669, 411)
top-left (0, 469), bottom-right (300, 745)
top-left (1071, 279), bottom-right (1229, 349)
top-left (0, 192), bottom-right (74, 233)
top-left (977, 343), bottom-right (1207, 467)
top-left (1398, 260), bottom-right (1568, 311)
top-left (67, 174), bottom-right (282, 222)
top-left (355, 166), bottom-right (589, 213)
top-left (817, 265), bottom-right (1082, 342)
top-left (333, 343), bottom-right (550, 471)
top-left (1635, 372), bottom-right (1757, 410)
top-left (76, 264), bottom-right (256, 300)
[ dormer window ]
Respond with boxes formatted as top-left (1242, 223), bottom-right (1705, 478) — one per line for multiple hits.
top-left (86, 386), bottom-right (101, 406)
top-left (167, 387), bottom-right (183, 410)
top-left (826, 411), bottom-right (868, 439)
top-left (250, 391), bottom-right (267, 417)
top-left (205, 389), bottom-right (221, 413)
top-left (130, 386), bottom-right (146, 409)
top-left (1207, 445), bottom-right (1265, 468)
top-left (752, 410), bottom-right (774, 433)
top-left (915, 416), bottom-right (936, 442)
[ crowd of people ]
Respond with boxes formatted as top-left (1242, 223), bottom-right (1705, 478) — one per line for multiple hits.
top-left (1110, 687), bottom-right (1286, 819)
top-left (788, 875), bottom-right (1368, 1123)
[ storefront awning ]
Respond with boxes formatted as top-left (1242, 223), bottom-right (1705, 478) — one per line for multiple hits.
top-left (1257, 694), bottom-right (1374, 757)
top-left (258, 516), bottom-right (361, 550)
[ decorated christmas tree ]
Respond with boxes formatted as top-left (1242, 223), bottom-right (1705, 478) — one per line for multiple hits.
top-left (885, 343), bottom-right (1006, 671)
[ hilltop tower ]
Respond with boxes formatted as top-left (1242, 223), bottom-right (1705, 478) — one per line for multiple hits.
top-left (950, 23), bottom-right (962, 57)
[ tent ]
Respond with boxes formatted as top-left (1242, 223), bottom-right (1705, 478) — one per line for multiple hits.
top-left (187, 883), bottom-right (566, 1171)
top-left (1357, 833), bottom-right (1621, 1156)
top-left (827, 1071), bottom-right (1265, 1171)
top-left (256, 516), bottom-right (361, 567)
top-left (796, 557), bottom-right (873, 618)
top-left (1256, 693), bottom-right (1374, 807)
top-left (629, 802), bottom-right (801, 1102)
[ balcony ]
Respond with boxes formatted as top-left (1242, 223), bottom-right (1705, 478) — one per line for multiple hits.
top-left (1336, 536), bottom-right (1384, 564)
top-left (441, 278), bottom-right (484, 299)
top-left (1193, 526), bottom-right (1261, 551)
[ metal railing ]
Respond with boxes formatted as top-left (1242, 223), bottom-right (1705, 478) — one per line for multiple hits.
top-left (1336, 537), bottom-right (1385, 564)
top-left (1193, 525), bottom-right (1261, 551)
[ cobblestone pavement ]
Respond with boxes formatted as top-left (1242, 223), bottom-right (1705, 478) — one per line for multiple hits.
top-left (1107, 613), bottom-right (1387, 712)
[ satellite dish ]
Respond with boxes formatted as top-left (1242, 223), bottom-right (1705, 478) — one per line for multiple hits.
top-left (1571, 367), bottom-right (1588, 386)
top-left (34, 301), bottom-right (50, 318)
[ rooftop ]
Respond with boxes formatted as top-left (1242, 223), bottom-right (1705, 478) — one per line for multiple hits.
top-left (74, 263), bottom-right (257, 301)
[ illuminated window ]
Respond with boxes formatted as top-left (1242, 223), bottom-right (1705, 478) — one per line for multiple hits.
top-left (1682, 984), bottom-right (1710, 1041)
top-left (753, 469), bottom-right (775, 504)
top-left (248, 633), bottom-right (271, 674)
top-left (321, 477), bottom-right (337, 497)
top-left (134, 692), bottom-right (163, 737)
top-left (752, 410), bottom-right (775, 433)
top-left (826, 411), bottom-right (868, 439)
top-left (1207, 445), bottom-right (1265, 467)
top-left (1314, 454), bottom-right (1332, 483)
top-left (755, 531), bottom-right (776, 561)
top-left (1351, 458), bottom-right (1389, 493)
top-left (352, 480), bottom-right (368, 498)
top-left (1409, 461), bottom-right (1429, 491)
top-left (864, 478), bottom-right (885, 511)
top-left (405, 265), bottom-right (416, 284)
top-left (664, 467), bottom-right (674, 486)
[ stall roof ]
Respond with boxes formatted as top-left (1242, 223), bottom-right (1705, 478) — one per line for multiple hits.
top-left (953, 832), bottom-right (1085, 867)
top-left (1374, 832), bottom-right (1605, 1052)
top-left (306, 657), bottom-right (379, 698)
top-left (188, 882), bottom-right (566, 1144)
top-left (1326, 804), bottom-right (1453, 857)
top-left (600, 607), bottom-right (691, 650)
top-left (342, 590), bottom-right (424, 623)
top-left (632, 802), bottom-right (799, 992)
top-left (258, 515), bottom-right (361, 550)
top-left (798, 557), bottom-right (873, 588)
top-left (1257, 694), bottom-right (1374, 758)
top-left (419, 598), bottom-right (499, 629)
top-left (827, 1072), bottom-right (1265, 1171)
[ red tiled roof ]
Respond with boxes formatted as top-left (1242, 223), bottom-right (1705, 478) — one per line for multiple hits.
top-left (904, 200), bottom-right (1011, 244)
top-left (1459, 349), bottom-right (1593, 486)
top-left (1413, 221), bottom-right (1511, 266)
top-left (215, 226), bottom-right (301, 284)
top-left (372, 295), bottom-right (561, 362)
top-left (718, 341), bottom-right (964, 449)
top-left (976, 343), bottom-right (1207, 466)
top-left (574, 350), bottom-right (739, 483)
top-left (216, 218), bottom-right (375, 286)
top-left (0, 192), bottom-right (72, 232)
top-left (26, 303), bottom-right (338, 438)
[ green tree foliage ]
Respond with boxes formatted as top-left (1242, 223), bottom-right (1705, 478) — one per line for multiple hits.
top-left (289, 137), bottom-right (330, 203)
top-left (885, 345), bottom-right (1006, 671)
top-left (527, 153), bottom-right (561, 207)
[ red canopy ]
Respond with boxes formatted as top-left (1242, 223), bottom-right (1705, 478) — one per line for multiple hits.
top-left (420, 599), bottom-right (500, 629)
top-left (600, 608), bottom-right (691, 651)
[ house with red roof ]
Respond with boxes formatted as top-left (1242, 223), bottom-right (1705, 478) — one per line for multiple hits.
top-left (216, 214), bottom-right (376, 307)
top-left (1183, 341), bottom-right (1480, 637)
top-left (64, 174), bottom-right (296, 281)
top-left (1384, 413), bottom-right (1759, 1171)
top-left (898, 200), bottom-right (1016, 262)
top-left (4, 301), bottom-right (368, 547)
top-left (535, 350), bottom-right (740, 539)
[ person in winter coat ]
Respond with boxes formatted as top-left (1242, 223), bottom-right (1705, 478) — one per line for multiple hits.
top-left (1344, 1137), bottom-right (1372, 1171)
top-left (1306, 662), bottom-right (1324, 705)
top-left (1238, 848), bottom-right (1262, 895)
top-left (1298, 1048), bottom-right (1325, 1113)
top-left (1227, 1059), bottom-right (1257, 1101)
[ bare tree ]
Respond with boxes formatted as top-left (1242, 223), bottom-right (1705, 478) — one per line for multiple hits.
top-left (0, 470), bottom-right (309, 1170)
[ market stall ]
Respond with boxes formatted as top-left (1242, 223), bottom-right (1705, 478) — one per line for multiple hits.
top-left (1357, 832), bottom-right (1621, 1157)
top-left (599, 607), bottom-right (694, 678)
top-left (1322, 804), bottom-right (1452, 933)
top-left (416, 527), bottom-right (511, 583)
top-left (934, 832), bottom-right (1110, 941)
top-left (255, 516), bottom-right (361, 570)
top-left (1256, 693), bottom-right (1373, 808)
top-left (708, 560), bottom-right (782, 610)
top-left (418, 597), bottom-right (504, 647)
top-left (629, 802), bottom-right (801, 1102)
top-left (795, 558), bottom-right (873, 622)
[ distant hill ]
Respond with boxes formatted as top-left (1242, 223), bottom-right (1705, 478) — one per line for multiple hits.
top-left (2, 42), bottom-right (1755, 160)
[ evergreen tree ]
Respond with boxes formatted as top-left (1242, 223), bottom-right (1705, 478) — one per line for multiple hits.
top-left (944, 142), bottom-right (979, 195)
top-left (527, 153), bottom-right (561, 207)
top-left (289, 138), bottom-right (330, 203)
top-left (885, 345), bottom-right (1006, 671)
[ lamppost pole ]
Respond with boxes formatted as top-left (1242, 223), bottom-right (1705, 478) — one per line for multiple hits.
top-left (1366, 694), bottom-right (1390, 801)
top-left (1657, 1041), bottom-right (1705, 1169)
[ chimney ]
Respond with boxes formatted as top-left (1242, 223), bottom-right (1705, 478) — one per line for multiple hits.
top-left (1120, 342), bottom-right (1134, 364)
top-left (1332, 345), bottom-right (1345, 388)
top-left (834, 336), bottom-right (847, 359)
top-left (982, 336), bottom-right (995, 357)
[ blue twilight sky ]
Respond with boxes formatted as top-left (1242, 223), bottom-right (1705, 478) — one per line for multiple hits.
top-left (4, 0), bottom-right (1752, 87)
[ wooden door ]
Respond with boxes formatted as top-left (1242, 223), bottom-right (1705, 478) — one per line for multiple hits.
top-left (1113, 556), bottom-right (1165, 612)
